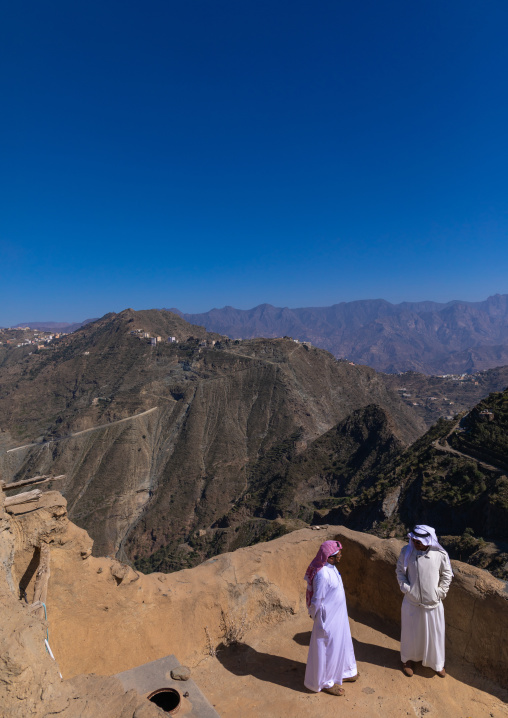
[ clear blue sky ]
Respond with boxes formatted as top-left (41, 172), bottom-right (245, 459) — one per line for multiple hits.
top-left (1, 0), bottom-right (507, 325)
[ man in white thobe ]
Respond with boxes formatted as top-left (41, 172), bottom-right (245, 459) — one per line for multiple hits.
top-left (396, 525), bottom-right (453, 677)
top-left (304, 539), bottom-right (358, 696)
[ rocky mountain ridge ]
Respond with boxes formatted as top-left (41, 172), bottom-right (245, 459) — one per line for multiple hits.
top-left (324, 388), bottom-right (508, 578)
top-left (169, 293), bottom-right (508, 374)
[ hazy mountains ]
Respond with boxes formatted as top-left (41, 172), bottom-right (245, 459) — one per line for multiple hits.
top-left (13, 293), bottom-right (508, 375)
top-left (169, 294), bottom-right (508, 375)
top-left (11, 319), bottom-right (97, 333)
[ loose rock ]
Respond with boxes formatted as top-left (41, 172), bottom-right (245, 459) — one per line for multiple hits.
top-left (171, 666), bottom-right (191, 681)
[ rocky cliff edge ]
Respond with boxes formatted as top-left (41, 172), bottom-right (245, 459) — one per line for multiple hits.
top-left (2, 490), bottom-right (507, 717)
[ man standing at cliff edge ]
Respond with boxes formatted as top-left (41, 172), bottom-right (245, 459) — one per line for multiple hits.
top-left (396, 525), bottom-right (453, 677)
top-left (304, 539), bottom-right (358, 696)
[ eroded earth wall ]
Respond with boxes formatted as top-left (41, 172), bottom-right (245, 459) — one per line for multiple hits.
top-left (0, 489), bottom-right (166, 718)
top-left (3, 490), bottom-right (507, 718)
top-left (11, 495), bottom-right (504, 690)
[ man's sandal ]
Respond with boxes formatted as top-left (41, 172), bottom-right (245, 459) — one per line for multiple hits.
top-left (343, 673), bottom-right (360, 682)
top-left (322, 684), bottom-right (345, 696)
top-left (403, 661), bottom-right (414, 677)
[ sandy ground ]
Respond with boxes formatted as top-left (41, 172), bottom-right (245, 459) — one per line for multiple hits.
top-left (193, 608), bottom-right (508, 718)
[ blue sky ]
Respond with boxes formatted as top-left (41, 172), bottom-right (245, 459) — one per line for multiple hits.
top-left (1, 0), bottom-right (507, 325)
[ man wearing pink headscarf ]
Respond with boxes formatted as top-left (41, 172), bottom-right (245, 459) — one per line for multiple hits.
top-left (396, 525), bottom-right (453, 677)
top-left (303, 539), bottom-right (358, 696)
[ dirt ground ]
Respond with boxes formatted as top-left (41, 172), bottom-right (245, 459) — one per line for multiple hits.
top-left (193, 608), bottom-right (508, 718)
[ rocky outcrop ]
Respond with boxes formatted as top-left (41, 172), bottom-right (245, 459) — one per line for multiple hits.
top-left (0, 490), bottom-right (163, 717)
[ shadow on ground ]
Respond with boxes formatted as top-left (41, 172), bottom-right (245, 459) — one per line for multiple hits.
top-left (348, 606), bottom-right (400, 641)
top-left (292, 631), bottom-right (311, 646)
top-left (216, 643), bottom-right (310, 694)
top-left (352, 638), bottom-right (402, 673)
top-left (292, 630), bottom-right (402, 675)
top-left (292, 613), bottom-right (508, 700)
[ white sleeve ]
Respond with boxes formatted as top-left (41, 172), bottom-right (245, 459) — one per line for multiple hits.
top-left (396, 548), bottom-right (411, 594)
top-left (437, 553), bottom-right (453, 599)
top-left (309, 570), bottom-right (328, 620)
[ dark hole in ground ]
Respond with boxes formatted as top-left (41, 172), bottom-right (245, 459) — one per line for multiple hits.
top-left (148, 688), bottom-right (181, 712)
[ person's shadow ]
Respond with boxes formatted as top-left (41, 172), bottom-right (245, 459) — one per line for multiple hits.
top-left (292, 631), bottom-right (311, 646)
top-left (352, 638), bottom-right (402, 672)
top-left (215, 642), bottom-right (311, 693)
top-left (292, 630), bottom-right (402, 674)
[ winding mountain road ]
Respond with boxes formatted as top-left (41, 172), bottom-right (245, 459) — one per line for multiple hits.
top-left (5, 406), bottom-right (159, 454)
top-left (431, 419), bottom-right (505, 474)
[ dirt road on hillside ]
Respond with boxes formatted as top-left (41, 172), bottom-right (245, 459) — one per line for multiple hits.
top-left (5, 406), bottom-right (159, 453)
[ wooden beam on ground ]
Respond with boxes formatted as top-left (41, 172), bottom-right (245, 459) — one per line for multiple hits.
top-left (2, 474), bottom-right (66, 491)
top-left (4, 489), bottom-right (42, 507)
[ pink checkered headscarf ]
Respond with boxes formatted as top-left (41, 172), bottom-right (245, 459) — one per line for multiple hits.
top-left (304, 539), bottom-right (342, 608)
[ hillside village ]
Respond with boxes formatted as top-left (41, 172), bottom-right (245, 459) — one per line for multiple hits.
top-left (0, 326), bottom-right (65, 349)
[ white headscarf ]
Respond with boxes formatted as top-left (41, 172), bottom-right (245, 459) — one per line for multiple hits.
top-left (402, 524), bottom-right (453, 575)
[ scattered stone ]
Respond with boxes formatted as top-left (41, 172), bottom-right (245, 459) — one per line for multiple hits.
top-left (171, 666), bottom-right (191, 681)
top-left (110, 561), bottom-right (136, 585)
top-left (81, 548), bottom-right (92, 559)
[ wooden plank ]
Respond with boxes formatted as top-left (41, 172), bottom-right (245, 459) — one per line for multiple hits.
top-left (2, 474), bottom-right (66, 491)
top-left (4, 489), bottom-right (42, 507)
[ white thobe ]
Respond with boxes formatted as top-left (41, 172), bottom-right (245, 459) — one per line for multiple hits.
top-left (304, 564), bottom-right (357, 692)
top-left (396, 547), bottom-right (453, 672)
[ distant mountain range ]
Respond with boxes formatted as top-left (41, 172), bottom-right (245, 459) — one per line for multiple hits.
top-left (11, 319), bottom-right (97, 333)
top-left (167, 294), bottom-right (508, 375)
top-left (10, 293), bottom-right (508, 374)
